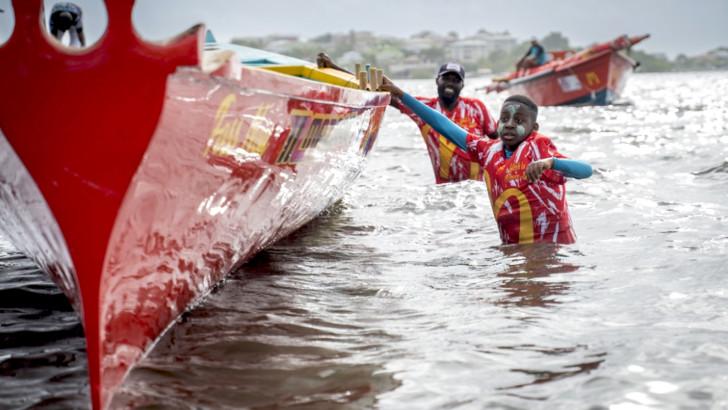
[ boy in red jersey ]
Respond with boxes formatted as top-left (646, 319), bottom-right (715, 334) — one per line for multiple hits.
top-left (317, 53), bottom-right (497, 183)
top-left (381, 77), bottom-right (592, 244)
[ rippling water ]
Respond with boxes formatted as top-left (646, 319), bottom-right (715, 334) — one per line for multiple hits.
top-left (2, 71), bottom-right (728, 409)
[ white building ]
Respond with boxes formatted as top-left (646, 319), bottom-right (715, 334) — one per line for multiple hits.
top-left (447, 30), bottom-right (517, 64)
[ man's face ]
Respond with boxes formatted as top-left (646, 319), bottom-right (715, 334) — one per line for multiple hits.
top-left (497, 102), bottom-right (538, 149)
top-left (436, 72), bottom-right (464, 101)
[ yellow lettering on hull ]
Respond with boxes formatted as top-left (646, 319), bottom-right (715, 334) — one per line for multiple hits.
top-left (205, 94), bottom-right (243, 157)
top-left (586, 71), bottom-right (601, 87)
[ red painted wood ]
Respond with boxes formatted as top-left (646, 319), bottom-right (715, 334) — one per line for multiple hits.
top-left (0, 1), bottom-right (200, 408)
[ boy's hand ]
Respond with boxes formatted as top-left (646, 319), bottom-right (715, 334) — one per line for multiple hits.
top-left (525, 158), bottom-right (554, 183)
top-left (379, 76), bottom-right (404, 98)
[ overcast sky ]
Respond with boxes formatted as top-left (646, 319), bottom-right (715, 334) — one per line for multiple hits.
top-left (1, 0), bottom-right (726, 58)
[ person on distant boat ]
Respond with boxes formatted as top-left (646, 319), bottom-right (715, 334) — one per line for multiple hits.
top-left (49, 2), bottom-right (85, 47)
top-left (517, 39), bottom-right (547, 72)
top-left (317, 53), bottom-right (497, 184)
top-left (380, 76), bottom-right (593, 244)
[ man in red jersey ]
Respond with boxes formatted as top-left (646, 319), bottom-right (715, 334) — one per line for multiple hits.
top-left (389, 62), bottom-right (498, 183)
top-left (316, 54), bottom-right (497, 183)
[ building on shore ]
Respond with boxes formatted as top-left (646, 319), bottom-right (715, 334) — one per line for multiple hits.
top-left (447, 30), bottom-right (517, 64)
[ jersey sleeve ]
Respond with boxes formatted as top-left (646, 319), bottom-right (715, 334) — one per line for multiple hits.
top-left (472, 99), bottom-right (497, 138)
top-left (535, 136), bottom-right (568, 184)
top-left (466, 134), bottom-right (497, 163)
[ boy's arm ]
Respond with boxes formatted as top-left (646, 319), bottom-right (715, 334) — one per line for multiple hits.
top-left (380, 76), bottom-right (468, 148)
top-left (399, 93), bottom-right (469, 150)
top-left (526, 158), bottom-right (592, 183)
top-left (553, 158), bottom-right (592, 179)
top-left (389, 95), bottom-right (410, 113)
top-left (390, 95), bottom-right (433, 128)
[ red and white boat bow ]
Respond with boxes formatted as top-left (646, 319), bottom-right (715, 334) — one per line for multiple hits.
top-left (0, 1), bottom-right (388, 408)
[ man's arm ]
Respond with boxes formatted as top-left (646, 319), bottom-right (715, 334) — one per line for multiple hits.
top-left (318, 53), bottom-right (407, 110)
top-left (521, 47), bottom-right (532, 60)
top-left (316, 52), bottom-right (351, 74)
top-left (473, 99), bottom-right (498, 139)
top-left (77, 29), bottom-right (86, 47)
top-left (381, 77), bottom-right (469, 150)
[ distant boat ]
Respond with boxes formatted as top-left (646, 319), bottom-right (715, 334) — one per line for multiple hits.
top-left (481, 34), bottom-right (650, 106)
top-left (0, 2), bottom-right (388, 409)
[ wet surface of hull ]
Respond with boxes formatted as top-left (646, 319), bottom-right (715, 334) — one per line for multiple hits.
top-left (0, 2), bottom-right (388, 407)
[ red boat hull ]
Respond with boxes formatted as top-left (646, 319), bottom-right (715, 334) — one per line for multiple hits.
top-left (99, 66), bottom-right (387, 408)
top-left (507, 50), bottom-right (637, 106)
top-left (0, 2), bottom-right (388, 408)
top-left (483, 35), bottom-right (649, 106)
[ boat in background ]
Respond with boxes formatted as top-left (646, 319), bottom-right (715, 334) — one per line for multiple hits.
top-left (481, 34), bottom-right (650, 106)
top-left (0, 1), bottom-right (388, 409)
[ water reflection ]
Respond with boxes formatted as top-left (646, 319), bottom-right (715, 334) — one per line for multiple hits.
top-left (504, 354), bottom-right (605, 392)
top-left (492, 244), bottom-right (605, 396)
top-left (496, 244), bottom-right (579, 307)
top-left (112, 207), bottom-right (401, 409)
top-left (0, 250), bottom-right (88, 409)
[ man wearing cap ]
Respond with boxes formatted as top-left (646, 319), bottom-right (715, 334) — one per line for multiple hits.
top-left (49, 2), bottom-right (85, 47)
top-left (389, 62), bottom-right (498, 183)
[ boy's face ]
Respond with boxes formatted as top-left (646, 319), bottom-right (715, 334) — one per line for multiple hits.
top-left (497, 102), bottom-right (538, 150)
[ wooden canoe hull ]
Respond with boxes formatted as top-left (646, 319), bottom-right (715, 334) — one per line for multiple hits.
top-left (0, 2), bottom-right (388, 408)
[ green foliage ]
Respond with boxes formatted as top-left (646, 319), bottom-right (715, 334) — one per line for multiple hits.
top-left (673, 48), bottom-right (728, 71)
top-left (284, 42), bottom-right (321, 61)
top-left (419, 47), bottom-right (445, 62)
top-left (231, 37), bottom-right (264, 49)
top-left (628, 49), bottom-right (673, 72)
top-left (310, 33), bottom-right (333, 43)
